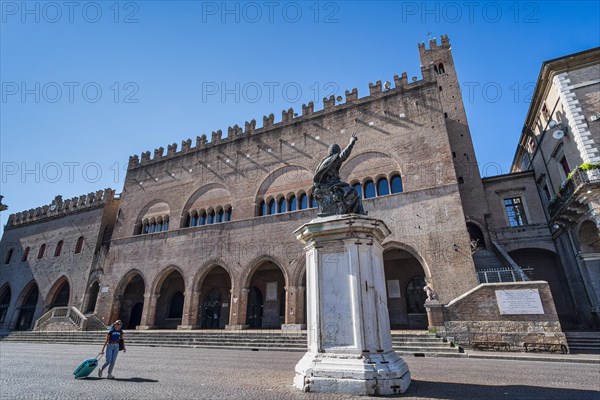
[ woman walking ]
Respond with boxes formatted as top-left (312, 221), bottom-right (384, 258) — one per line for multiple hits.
top-left (99, 320), bottom-right (126, 379)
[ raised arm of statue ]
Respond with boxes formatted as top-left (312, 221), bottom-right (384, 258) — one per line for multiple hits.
top-left (339, 133), bottom-right (358, 161)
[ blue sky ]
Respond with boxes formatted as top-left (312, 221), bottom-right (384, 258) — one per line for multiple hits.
top-left (1, 0), bottom-right (599, 234)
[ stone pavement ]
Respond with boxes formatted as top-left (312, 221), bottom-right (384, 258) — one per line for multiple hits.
top-left (1, 343), bottom-right (599, 400)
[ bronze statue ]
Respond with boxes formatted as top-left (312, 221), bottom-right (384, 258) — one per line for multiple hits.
top-left (313, 133), bottom-right (366, 217)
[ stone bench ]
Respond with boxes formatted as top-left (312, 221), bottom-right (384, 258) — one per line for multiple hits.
top-left (522, 342), bottom-right (568, 354)
top-left (471, 341), bottom-right (510, 351)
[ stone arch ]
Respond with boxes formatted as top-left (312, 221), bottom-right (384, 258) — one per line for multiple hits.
top-left (83, 280), bottom-right (100, 314)
top-left (242, 256), bottom-right (288, 329)
top-left (0, 283), bottom-right (12, 326)
top-left (466, 221), bottom-right (487, 249)
top-left (508, 247), bottom-right (578, 329)
top-left (195, 262), bottom-right (234, 329)
top-left (45, 276), bottom-right (71, 309)
top-left (340, 151), bottom-right (401, 184)
top-left (578, 220), bottom-right (600, 253)
top-left (193, 260), bottom-right (235, 292)
top-left (116, 270), bottom-right (146, 329)
top-left (254, 166), bottom-right (313, 206)
top-left (382, 241), bottom-right (430, 329)
top-left (14, 281), bottom-right (40, 331)
top-left (152, 266), bottom-right (186, 328)
top-left (136, 199), bottom-right (171, 222)
top-left (183, 183), bottom-right (232, 215)
top-left (292, 254), bottom-right (307, 287)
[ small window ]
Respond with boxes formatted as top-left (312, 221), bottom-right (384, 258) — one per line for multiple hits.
top-left (438, 63), bottom-right (445, 74)
top-left (143, 223), bottom-right (149, 234)
top-left (225, 208), bottom-right (232, 221)
top-left (278, 198), bottom-right (286, 213)
top-left (54, 241), bottom-right (63, 257)
top-left (157, 221), bottom-right (163, 232)
top-left (299, 194), bottom-right (308, 210)
top-left (288, 196), bottom-right (297, 212)
top-left (504, 197), bottom-right (528, 227)
top-left (37, 244), bottom-right (46, 259)
top-left (191, 213), bottom-right (199, 227)
top-left (163, 219), bottom-right (169, 230)
top-left (150, 222), bottom-right (156, 233)
top-left (259, 201), bottom-right (266, 216)
top-left (458, 177), bottom-right (464, 184)
top-left (200, 211), bottom-right (207, 225)
top-left (377, 178), bottom-right (389, 196)
top-left (74, 237), bottom-right (84, 254)
top-left (4, 248), bottom-right (13, 264)
top-left (184, 213), bottom-right (191, 227)
top-left (268, 199), bottom-right (276, 215)
top-left (352, 183), bottom-right (362, 199)
top-left (391, 176), bottom-right (403, 193)
top-left (21, 247), bottom-right (30, 262)
top-left (310, 195), bottom-right (317, 208)
top-left (217, 209), bottom-right (224, 223)
top-left (364, 181), bottom-right (376, 199)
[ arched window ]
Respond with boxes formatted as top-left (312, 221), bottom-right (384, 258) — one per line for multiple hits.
top-left (168, 291), bottom-right (184, 319)
top-left (217, 209), bottom-right (224, 223)
top-left (54, 241), bottom-right (63, 257)
top-left (288, 195), bottom-right (297, 212)
top-left (364, 180), bottom-right (376, 199)
top-left (199, 211), bottom-right (207, 225)
top-left (183, 212), bottom-right (191, 227)
top-left (433, 65), bottom-right (439, 74)
top-left (268, 199), bottom-right (276, 215)
top-left (225, 207), bottom-right (232, 221)
top-left (157, 220), bottom-right (163, 232)
top-left (150, 222), bottom-right (156, 233)
top-left (207, 210), bottom-right (215, 224)
top-left (4, 249), bottom-right (13, 264)
top-left (406, 276), bottom-right (427, 313)
top-left (191, 212), bottom-right (199, 227)
top-left (0, 287), bottom-right (11, 323)
top-left (259, 200), bottom-right (266, 216)
top-left (299, 194), bottom-right (308, 210)
top-left (377, 178), bottom-right (390, 196)
top-left (21, 247), bottom-right (30, 262)
top-left (143, 222), bottom-right (149, 234)
top-left (163, 218), bottom-right (169, 231)
top-left (438, 63), bottom-right (445, 74)
top-left (278, 197), bottom-right (286, 213)
top-left (352, 183), bottom-right (362, 199)
top-left (391, 175), bottom-right (403, 194)
top-left (310, 195), bottom-right (317, 208)
top-left (74, 237), bottom-right (84, 254)
top-left (37, 244), bottom-right (46, 259)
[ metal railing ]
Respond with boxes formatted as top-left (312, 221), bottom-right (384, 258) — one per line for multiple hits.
top-left (548, 168), bottom-right (600, 217)
top-left (477, 267), bottom-right (534, 284)
top-left (33, 306), bottom-right (88, 331)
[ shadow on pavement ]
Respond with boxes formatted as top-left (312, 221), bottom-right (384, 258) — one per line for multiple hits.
top-left (114, 377), bottom-right (159, 383)
top-left (404, 379), bottom-right (600, 400)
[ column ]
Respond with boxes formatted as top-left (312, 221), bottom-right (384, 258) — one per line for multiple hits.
top-left (178, 288), bottom-right (200, 329)
top-left (225, 287), bottom-right (248, 330)
top-left (137, 293), bottom-right (158, 330)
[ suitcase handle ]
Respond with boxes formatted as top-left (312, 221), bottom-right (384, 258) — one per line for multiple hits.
top-left (95, 353), bottom-right (103, 360)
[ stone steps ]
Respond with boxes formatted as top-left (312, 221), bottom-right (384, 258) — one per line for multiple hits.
top-left (565, 332), bottom-right (600, 354)
top-left (1, 330), bottom-right (461, 356)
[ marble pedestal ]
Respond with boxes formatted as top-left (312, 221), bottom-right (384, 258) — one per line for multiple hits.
top-left (293, 215), bottom-right (411, 395)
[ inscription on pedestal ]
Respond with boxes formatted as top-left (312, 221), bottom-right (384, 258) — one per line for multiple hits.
top-left (496, 289), bottom-right (544, 315)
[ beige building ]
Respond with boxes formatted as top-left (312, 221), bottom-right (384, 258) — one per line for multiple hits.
top-left (512, 47), bottom-right (600, 327)
top-left (1, 37), bottom-right (594, 343)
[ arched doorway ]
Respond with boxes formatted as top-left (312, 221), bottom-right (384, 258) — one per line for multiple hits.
top-left (49, 279), bottom-right (70, 309)
top-left (246, 287), bottom-right (263, 328)
top-left (118, 273), bottom-right (145, 329)
top-left (155, 270), bottom-right (185, 329)
top-left (467, 222), bottom-right (486, 249)
top-left (509, 248), bottom-right (578, 329)
top-left (245, 261), bottom-right (286, 329)
top-left (384, 247), bottom-right (428, 329)
top-left (85, 282), bottom-right (100, 313)
top-left (0, 285), bottom-right (11, 326)
top-left (15, 284), bottom-right (39, 331)
top-left (198, 266), bottom-right (231, 329)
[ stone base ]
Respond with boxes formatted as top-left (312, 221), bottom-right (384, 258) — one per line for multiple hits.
top-left (224, 324), bottom-right (248, 330)
top-left (136, 325), bottom-right (156, 330)
top-left (293, 351), bottom-right (411, 395)
top-left (176, 325), bottom-right (195, 330)
top-left (281, 324), bottom-right (306, 336)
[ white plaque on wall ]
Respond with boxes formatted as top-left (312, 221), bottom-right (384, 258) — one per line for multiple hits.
top-left (101, 287), bottom-right (109, 293)
top-left (266, 282), bottom-right (278, 301)
top-left (496, 289), bottom-right (544, 315)
top-left (386, 280), bottom-right (401, 298)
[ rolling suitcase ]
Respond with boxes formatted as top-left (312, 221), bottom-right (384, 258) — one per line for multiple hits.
top-left (73, 353), bottom-right (102, 379)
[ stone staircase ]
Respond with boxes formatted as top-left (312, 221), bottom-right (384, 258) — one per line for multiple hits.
top-left (0, 330), bottom-right (462, 356)
top-left (565, 332), bottom-right (600, 354)
top-left (84, 314), bottom-right (107, 331)
top-left (472, 249), bottom-right (505, 270)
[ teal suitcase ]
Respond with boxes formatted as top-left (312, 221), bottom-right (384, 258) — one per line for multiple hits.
top-left (73, 353), bottom-right (102, 379)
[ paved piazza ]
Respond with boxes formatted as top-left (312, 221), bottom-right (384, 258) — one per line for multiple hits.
top-left (1, 343), bottom-right (599, 399)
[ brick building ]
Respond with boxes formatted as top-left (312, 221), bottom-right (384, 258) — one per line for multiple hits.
top-left (1, 37), bottom-right (596, 338)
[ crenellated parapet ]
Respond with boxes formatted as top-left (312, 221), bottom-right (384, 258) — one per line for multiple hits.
top-left (126, 37), bottom-right (448, 170)
top-left (5, 188), bottom-right (116, 229)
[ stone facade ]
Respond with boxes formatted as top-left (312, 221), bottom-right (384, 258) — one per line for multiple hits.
top-left (1, 37), bottom-right (594, 342)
